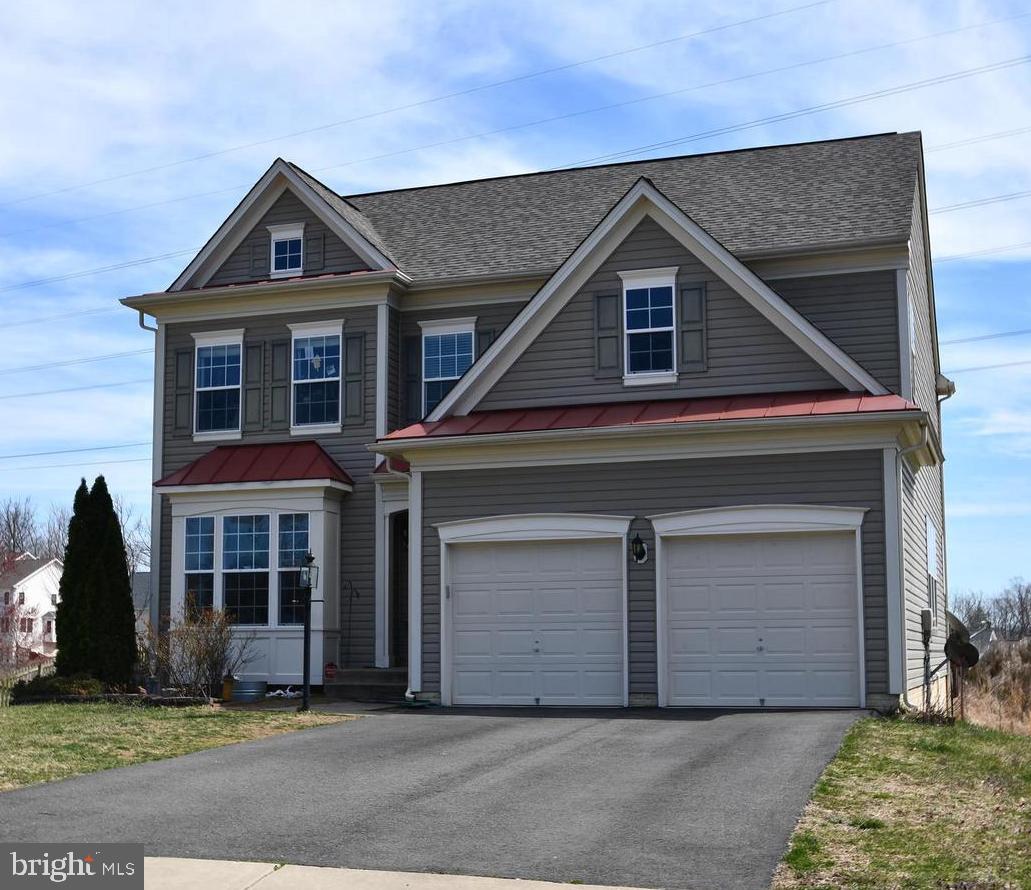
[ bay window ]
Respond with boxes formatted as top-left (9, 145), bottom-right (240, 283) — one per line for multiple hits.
top-left (184, 516), bottom-right (214, 618)
top-left (222, 515), bottom-right (270, 626)
top-left (278, 513), bottom-right (310, 625)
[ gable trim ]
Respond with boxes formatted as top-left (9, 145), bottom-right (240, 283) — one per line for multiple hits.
top-left (170, 160), bottom-right (396, 291)
top-left (428, 178), bottom-right (887, 420)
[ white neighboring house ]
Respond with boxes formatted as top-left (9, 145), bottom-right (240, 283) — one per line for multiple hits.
top-left (0, 553), bottom-right (63, 665)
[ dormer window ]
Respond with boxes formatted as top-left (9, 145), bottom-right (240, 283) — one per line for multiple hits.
top-left (268, 223), bottom-right (305, 278)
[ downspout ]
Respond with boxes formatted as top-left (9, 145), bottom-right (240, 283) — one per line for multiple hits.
top-left (137, 309), bottom-right (158, 334)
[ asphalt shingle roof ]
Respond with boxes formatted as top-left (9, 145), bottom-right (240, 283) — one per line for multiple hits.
top-left (0, 554), bottom-right (44, 589)
top-left (309, 132), bottom-right (921, 281)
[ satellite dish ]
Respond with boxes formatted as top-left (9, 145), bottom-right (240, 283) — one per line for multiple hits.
top-left (945, 631), bottom-right (979, 669)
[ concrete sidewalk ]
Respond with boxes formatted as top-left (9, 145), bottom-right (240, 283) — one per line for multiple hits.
top-left (145, 857), bottom-right (644, 889)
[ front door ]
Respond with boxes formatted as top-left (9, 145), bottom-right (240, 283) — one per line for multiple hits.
top-left (390, 510), bottom-right (409, 667)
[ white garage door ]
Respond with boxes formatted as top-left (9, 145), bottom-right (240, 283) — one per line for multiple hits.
top-left (449, 539), bottom-right (624, 706)
top-left (664, 532), bottom-right (860, 707)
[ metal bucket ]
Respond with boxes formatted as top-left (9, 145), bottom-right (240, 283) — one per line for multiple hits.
top-left (231, 680), bottom-right (267, 702)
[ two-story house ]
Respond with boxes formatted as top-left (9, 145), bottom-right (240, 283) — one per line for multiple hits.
top-left (123, 132), bottom-right (951, 711)
top-left (0, 553), bottom-right (62, 663)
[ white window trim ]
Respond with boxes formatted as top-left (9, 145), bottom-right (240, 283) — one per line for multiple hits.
top-left (434, 513), bottom-right (633, 707)
top-left (191, 329), bottom-right (244, 442)
top-left (419, 317), bottom-right (477, 417)
top-left (288, 320), bottom-right (344, 436)
top-left (184, 515), bottom-right (215, 613)
top-left (174, 509), bottom-right (318, 631)
top-left (268, 222), bottom-right (305, 279)
top-left (618, 266), bottom-right (678, 385)
top-left (276, 511), bottom-right (312, 627)
top-left (647, 504), bottom-right (868, 708)
top-left (220, 512), bottom-right (273, 628)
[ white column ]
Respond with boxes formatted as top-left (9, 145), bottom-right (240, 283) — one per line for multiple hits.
top-left (407, 470), bottom-right (423, 693)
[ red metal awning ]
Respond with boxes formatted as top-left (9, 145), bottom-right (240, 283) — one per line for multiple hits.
top-left (382, 390), bottom-right (918, 441)
top-left (156, 441), bottom-right (353, 488)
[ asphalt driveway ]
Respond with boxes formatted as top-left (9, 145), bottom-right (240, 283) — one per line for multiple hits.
top-left (0, 707), bottom-right (858, 889)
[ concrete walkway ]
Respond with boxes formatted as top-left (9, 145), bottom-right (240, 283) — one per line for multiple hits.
top-left (145, 857), bottom-right (644, 889)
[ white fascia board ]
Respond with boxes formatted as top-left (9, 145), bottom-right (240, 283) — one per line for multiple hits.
top-left (429, 178), bottom-right (887, 420)
top-left (418, 316), bottom-right (478, 334)
top-left (169, 160), bottom-right (395, 291)
top-left (159, 479), bottom-right (353, 497)
top-left (11, 558), bottom-right (62, 591)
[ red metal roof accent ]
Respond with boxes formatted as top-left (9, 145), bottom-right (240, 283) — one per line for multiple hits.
top-left (373, 457), bottom-right (411, 475)
top-left (156, 442), bottom-right (353, 487)
top-left (382, 390), bottom-right (919, 441)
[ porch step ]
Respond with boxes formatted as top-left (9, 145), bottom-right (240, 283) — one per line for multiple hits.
top-left (324, 668), bottom-right (408, 703)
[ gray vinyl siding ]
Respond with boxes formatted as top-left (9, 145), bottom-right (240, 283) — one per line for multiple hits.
top-left (907, 184), bottom-right (940, 431)
top-left (398, 301), bottom-right (526, 424)
top-left (774, 270), bottom-right (900, 393)
top-left (901, 460), bottom-right (946, 689)
top-left (386, 305), bottom-right (401, 433)
top-left (900, 179), bottom-right (947, 689)
top-left (158, 306), bottom-right (378, 667)
top-left (478, 218), bottom-right (839, 410)
top-left (207, 190), bottom-right (369, 287)
top-left (420, 450), bottom-right (888, 697)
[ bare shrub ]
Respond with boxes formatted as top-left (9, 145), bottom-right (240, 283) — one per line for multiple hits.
top-left (967, 639), bottom-right (1031, 734)
top-left (143, 611), bottom-right (256, 699)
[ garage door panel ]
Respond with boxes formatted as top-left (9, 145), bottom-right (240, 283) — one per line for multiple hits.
top-left (665, 532), bottom-right (860, 708)
top-left (450, 538), bottom-right (625, 706)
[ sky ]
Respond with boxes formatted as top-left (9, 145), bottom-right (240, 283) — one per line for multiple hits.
top-left (0, 0), bottom-right (1028, 594)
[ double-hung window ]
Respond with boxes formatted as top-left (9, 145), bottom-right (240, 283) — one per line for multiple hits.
top-left (278, 513), bottom-right (310, 625)
top-left (268, 223), bottom-right (304, 278)
top-left (193, 330), bottom-right (244, 437)
top-left (184, 516), bottom-right (215, 619)
top-left (222, 515), bottom-right (270, 626)
top-left (289, 321), bottom-right (343, 431)
top-left (618, 267), bottom-right (678, 383)
top-left (420, 318), bottom-right (476, 415)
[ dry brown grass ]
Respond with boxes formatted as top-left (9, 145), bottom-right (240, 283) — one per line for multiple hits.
top-left (0, 703), bottom-right (354, 791)
top-left (772, 717), bottom-right (1031, 889)
top-left (965, 640), bottom-right (1031, 737)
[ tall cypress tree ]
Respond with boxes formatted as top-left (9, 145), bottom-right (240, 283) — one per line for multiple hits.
top-left (55, 480), bottom-right (92, 676)
top-left (86, 477), bottom-right (137, 685)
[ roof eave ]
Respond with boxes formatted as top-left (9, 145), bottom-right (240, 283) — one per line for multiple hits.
top-left (372, 408), bottom-right (929, 454)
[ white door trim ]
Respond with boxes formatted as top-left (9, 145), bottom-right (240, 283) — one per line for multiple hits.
top-left (648, 504), bottom-right (868, 708)
top-left (374, 481), bottom-right (410, 668)
top-left (436, 513), bottom-right (633, 707)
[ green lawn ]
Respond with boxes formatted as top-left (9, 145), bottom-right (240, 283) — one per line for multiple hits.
top-left (774, 717), bottom-right (1031, 889)
top-left (0, 703), bottom-right (352, 791)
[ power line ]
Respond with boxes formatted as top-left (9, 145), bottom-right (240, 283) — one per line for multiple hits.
top-left (0, 248), bottom-right (197, 293)
top-left (0, 306), bottom-right (123, 330)
top-left (555, 54), bottom-right (1031, 168)
top-left (927, 125), bottom-right (1031, 152)
top-left (0, 0), bottom-right (837, 210)
top-left (0, 456), bottom-right (150, 473)
top-left (0, 379), bottom-right (150, 401)
top-left (5, 11), bottom-right (1028, 242)
top-left (943, 328), bottom-right (1031, 345)
top-left (0, 349), bottom-right (152, 377)
top-left (947, 358), bottom-right (1031, 374)
top-left (937, 240), bottom-right (1031, 262)
top-left (0, 442), bottom-right (150, 461)
top-left (930, 188), bottom-right (1031, 214)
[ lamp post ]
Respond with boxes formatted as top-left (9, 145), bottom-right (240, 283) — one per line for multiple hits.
top-left (297, 552), bottom-right (320, 712)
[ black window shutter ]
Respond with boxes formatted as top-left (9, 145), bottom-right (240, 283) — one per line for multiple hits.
top-left (403, 335), bottom-right (422, 424)
top-left (173, 349), bottom-right (194, 434)
top-left (305, 232), bottom-right (325, 272)
top-left (343, 332), bottom-right (365, 422)
top-left (249, 240), bottom-right (269, 278)
top-left (679, 284), bottom-right (707, 372)
top-left (476, 327), bottom-right (495, 358)
top-left (243, 342), bottom-right (264, 431)
top-left (594, 293), bottom-right (621, 377)
top-left (270, 340), bottom-right (291, 429)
